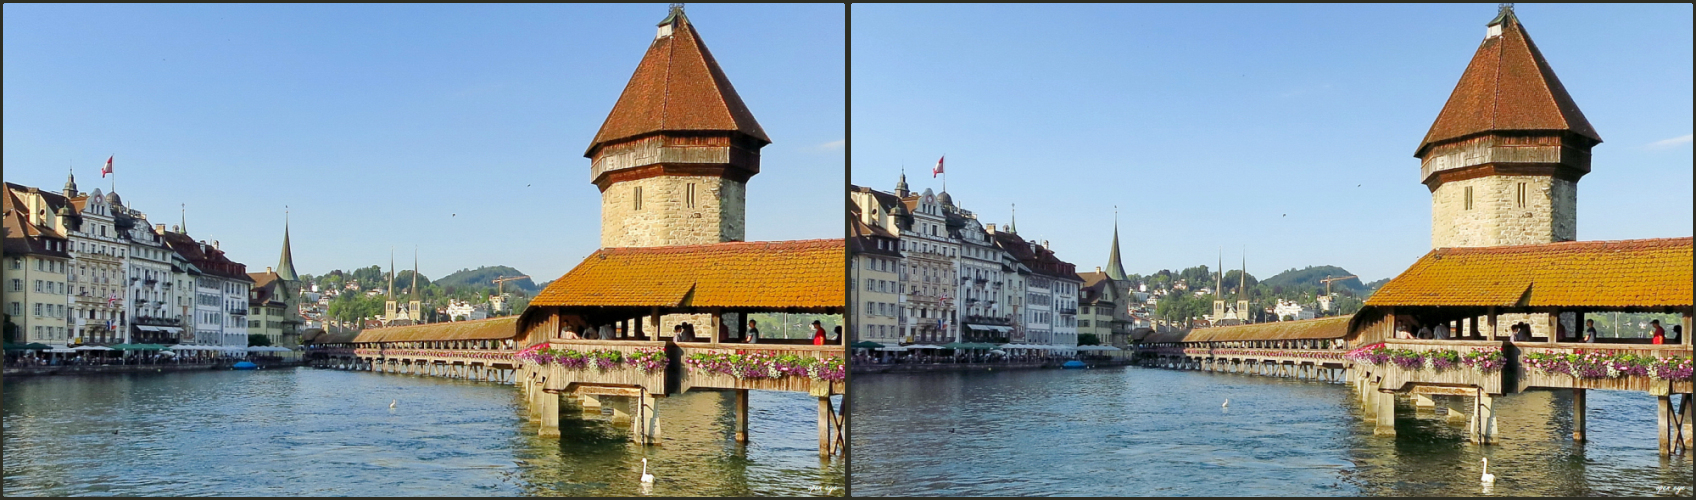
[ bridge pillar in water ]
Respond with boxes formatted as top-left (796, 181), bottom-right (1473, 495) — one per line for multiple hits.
top-left (1373, 392), bottom-right (1396, 436)
top-left (610, 397), bottom-right (632, 423)
top-left (631, 389), bottom-right (660, 445)
top-left (735, 389), bottom-right (751, 443)
top-left (1413, 394), bottom-right (1436, 411)
top-left (581, 394), bottom-right (603, 412)
top-left (1469, 392), bottom-right (1498, 444)
top-left (539, 391), bottom-right (561, 438)
top-left (1572, 389), bottom-right (1586, 442)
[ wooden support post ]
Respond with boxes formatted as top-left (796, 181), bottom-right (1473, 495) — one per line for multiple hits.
top-left (1658, 394), bottom-right (1671, 456)
top-left (632, 389), bottom-right (660, 445)
top-left (1470, 391), bottom-right (1497, 444)
top-left (529, 383), bottom-right (542, 423)
top-left (1572, 389), bottom-right (1586, 442)
top-left (1374, 391), bottom-right (1396, 436)
top-left (1413, 393), bottom-right (1436, 410)
top-left (1487, 307), bottom-right (1499, 340)
top-left (539, 391), bottom-right (560, 438)
top-left (1682, 393), bottom-right (1693, 450)
top-left (735, 389), bottom-right (750, 443)
top-left (1548, 308), bottom-right (1561, 343)
top-left (610, 396), bottom-right (632, 423)
top-left (710, 309), bottom-right (722, 345)
top-left (651, 307), bottom-right (662, 341)
top-left (818, 396), bottom-right (832, 457)
top-left (581, 394), bottom-right (602, 412)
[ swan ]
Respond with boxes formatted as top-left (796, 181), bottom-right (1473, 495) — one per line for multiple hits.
top-left (640, 458), bottom-right (655, 484)
top-left (1480, 457), bottom-right (1495, 484)
top-left (390, 399), bottom-right (397, 409)
top-left (1222, 399), bottom-right (1230, 408)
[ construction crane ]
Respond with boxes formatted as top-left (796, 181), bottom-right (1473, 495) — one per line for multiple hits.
top-left (1319, 275), bottom-right (1358, 297)
top-left (492, 275), bottom-right (530, 296)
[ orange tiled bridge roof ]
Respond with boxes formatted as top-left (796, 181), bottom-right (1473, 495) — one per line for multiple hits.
top-left (1367, 238), bottom-right (1693, 309)
top-left (532, 239), bottom-right (844, 311)
top-left (1142, 316), bottom-right (1353, 344)
top-left (352, 316), bottom-right (520, 343)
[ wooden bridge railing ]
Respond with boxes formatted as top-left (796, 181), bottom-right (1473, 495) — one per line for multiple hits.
top-left (1514, 343), bottom-right (1694, 394)
top-left (1373, 340), bottom-right (1509, 394)
top-left (677, 344), bottom-right (846, 395)
top-left (1182, 347), bottom-right (1347, 364)
top-left (354, 347), bottom-right (515, 365)
top-left (531, 340), bottom-right (671, 395)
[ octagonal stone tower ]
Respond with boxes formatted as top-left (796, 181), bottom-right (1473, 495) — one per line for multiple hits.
top-left (587, 5), bottom-right (771, 248)
top-left (1417, 6), bottom-right (1601, 249)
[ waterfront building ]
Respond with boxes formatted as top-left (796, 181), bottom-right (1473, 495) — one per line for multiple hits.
top-left (1418, 5), bottom-right (1596, 338)
top-left (116, 203), bottom-right (183, 344)
top-left (849, 214), bottom-right (901, 344)
top-left (54, 182), bottom-right (131, 345)
top-left (162, 230), bottom-right (251, 347)
top-left (1076, 219), bottom-right (1135, 346)
top-left (2, 186), bottom-right (73, 345)
top-left (992, 231), bottom-right (1081, 346)
top-left (897, 188), bottom-right (961, 343)
top-left (950, 203), bottom-right (1012, 344)
top-left (246, 219), bottom-right (303, 348)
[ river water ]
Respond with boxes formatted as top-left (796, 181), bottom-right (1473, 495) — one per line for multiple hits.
top-left (850, 366), bottom-right (1693, 497)
top-left (2, 367), bottom-right (844, 497)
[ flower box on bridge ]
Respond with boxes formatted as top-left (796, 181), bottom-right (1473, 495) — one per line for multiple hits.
top-left (529, 339), bottom-right (671, 396)
top-left (677, 344), bottom-right (845, 394)
top-left (1515, 343), bottom-right (1694, 393)
top-left (1375, 340), bottom-right (1509, 395)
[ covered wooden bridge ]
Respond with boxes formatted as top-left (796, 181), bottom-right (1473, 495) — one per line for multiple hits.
top-left (514, 239), bottom-right (846, 455)
top-left (1134, 238), bottom-right (1693, 456)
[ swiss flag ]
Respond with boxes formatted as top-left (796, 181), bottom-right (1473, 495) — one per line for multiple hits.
top-left (932, 155), bottom-right (944, 177)
top-left (101, 156), bottom-right (113, 177)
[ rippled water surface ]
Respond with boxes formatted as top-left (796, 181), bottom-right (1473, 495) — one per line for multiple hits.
top-left (3, 367), bottom-right (843, 496)
top-left (851, 367), bottom-right (1692, 496)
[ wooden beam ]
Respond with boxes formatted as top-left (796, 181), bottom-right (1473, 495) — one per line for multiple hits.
top-left (575, 385), bottom-right (645, 398)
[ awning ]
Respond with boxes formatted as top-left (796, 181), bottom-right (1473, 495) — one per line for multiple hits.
top-left (72, 345), bottom-right (113, 351)
top-left (157, 327), bottom-right (184, 334)
top-left (966, 324), bottom-right (1013, 333)
top-left (906, 344), bottom-right (944, 350)
top-left (1075, 345), bottom-right (1122, 352)
top-left (850, 341), bottom-right (885, 349)
top-left (874, 346), bottom-right (909, 352)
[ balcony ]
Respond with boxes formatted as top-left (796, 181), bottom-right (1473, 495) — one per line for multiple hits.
top-left (1058, 308), bottom-right (1077, 315)
top-left (228, 308), bottom-right (249, 316)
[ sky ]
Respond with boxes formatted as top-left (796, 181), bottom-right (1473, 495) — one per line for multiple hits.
top-left (850, 4), bottom-right (1693, 283)
top-left (4, 3), bottom-right (845, 282)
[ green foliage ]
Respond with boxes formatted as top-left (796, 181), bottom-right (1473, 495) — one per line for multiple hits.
top-left (436, 266), bottom-right (537, 293)
top-left (1077, 333), bottom-right (1100, 346)
top-left (1260, 265), bottom-right (1364, 293)
top-left (247, 333), bottom-right (273, 347)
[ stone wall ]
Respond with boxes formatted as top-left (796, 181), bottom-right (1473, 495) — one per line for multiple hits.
top-left (599, 176), bottom-right (746, 248)
top-left (1431, 175), bottom-right (1576, 248)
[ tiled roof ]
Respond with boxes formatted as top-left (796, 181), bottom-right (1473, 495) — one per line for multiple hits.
top-left (1367, 238), bottom-right (1693, 308)
top-left (1417, 12), bottom-right (1600, 156)
top-left (586, 9), bottom-right (769, 156)
top-left (532, 239), bottom-right (844, 310)
top-left (352, 316), bottom-right (520, 343)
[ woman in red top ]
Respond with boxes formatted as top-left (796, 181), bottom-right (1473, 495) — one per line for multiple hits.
top-left (1650, 320), bottom-right (1665, 345)
top-left (811, 320), bottom-right (827, 345)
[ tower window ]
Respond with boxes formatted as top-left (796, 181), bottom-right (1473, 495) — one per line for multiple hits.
top-left (634, 186), bottom-right (643, 210)
top-left (1464, 186), bottom-right (1473, 210)
top-left (686, 183), bottom-right (697, 208)
top-left (1516, 183), bottom-right (1526, 208)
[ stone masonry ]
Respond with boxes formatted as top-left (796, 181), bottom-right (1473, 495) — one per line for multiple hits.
top-left (599, 175), bottom-right (746, 248)
top-left (1431, 175), bottom-right (1576, 248)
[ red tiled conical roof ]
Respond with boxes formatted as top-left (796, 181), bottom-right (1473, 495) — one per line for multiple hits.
top-left (586, 8), bottom-right (770, 157)
top-left (1416, 10), bottom-right (1601, 157)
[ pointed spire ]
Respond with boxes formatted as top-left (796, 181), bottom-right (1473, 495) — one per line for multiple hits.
top-left (1009, 203), bottom-right (1018, 234)
top-left (64, 168), bottom-right (78, 198)
top-left (895, 169), bottom-right (910, 198)
top-left (1416, 4), bottom-right (1600, 158)
top-left (388, 248), bottom-right (395, 298)
top-left (411, 247), bottom-right (419, 299)
top-left (276, 209), bottom-right (298, 281)
top-left (180, 204), bottom-right (187, 233)
top-left (1105, 208), bottom-right (1128, 281)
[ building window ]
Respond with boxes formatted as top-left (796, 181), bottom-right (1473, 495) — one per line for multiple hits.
top-left (633, 186), bottom-right (643, 210)
top-left (1464, 186), bottom-right (1473, 210)
top-left (1516, 182), bottom-right (1526, 208)
top-left (686, 183), bottom-right (697, 208)
top-left (9, 279), bottom-right (20, 292)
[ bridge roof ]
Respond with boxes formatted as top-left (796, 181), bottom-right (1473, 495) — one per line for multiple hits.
top-left (530, 239), bottom-right (844, 311)
top-left (1367, 237), bottom-right (1692, 309)
top-left (1140, 316), bottom-right (1352, 343)
top-left (351, 316), bottom-right (519, 343)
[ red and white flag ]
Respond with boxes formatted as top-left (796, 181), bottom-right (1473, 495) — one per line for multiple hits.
top-left (932, 155), bottom-right (944, 177)
top-left (101, 156), bottom-right (114, 177)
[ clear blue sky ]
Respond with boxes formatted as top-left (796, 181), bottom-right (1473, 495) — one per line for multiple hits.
top-left (851, 4), bottom-right (1692, 283)
top-left (4, 3), bottom-right (844, 282)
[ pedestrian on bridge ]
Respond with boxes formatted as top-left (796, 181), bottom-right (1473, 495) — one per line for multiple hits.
top-left (1650, 320), bottom-right (1665, 345)
top-left (745, 319), bottom-right (760, 344)
top-left (1584, 319), bottom-right (1598, 343)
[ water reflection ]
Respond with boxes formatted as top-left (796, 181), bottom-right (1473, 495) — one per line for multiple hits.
top-left (3, 368), bottom-right (843, 496)
top-left (851, 367), bottom-right (1691, 497)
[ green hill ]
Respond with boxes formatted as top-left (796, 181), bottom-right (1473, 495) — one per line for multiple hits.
top-left (436, 266), bottom-right (539, 293)
top-left (1261, 265), bottom-right (1365, 293)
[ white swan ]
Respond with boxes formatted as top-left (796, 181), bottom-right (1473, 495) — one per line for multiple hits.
top-left (640, 458), bottom-right (655, 484)
top-left (390, 399), bottom-right (397, 409)
top-left (1480, 457), bottom-right (1495, 484)
top-left (1222, 399), bottom-right (1230, 408)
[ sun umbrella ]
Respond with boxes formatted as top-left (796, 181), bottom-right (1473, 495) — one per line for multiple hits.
top-left (851, 341), bottom-right (885, 349)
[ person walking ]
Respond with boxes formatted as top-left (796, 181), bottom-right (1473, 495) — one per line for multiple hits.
top-left (745, 319), bottom-right (760, 344)
top-left (811, 320), bottom-right (827, 346)
top-left (1583, 319), bottom-right (1598, 343)
top-left (1650, 320), bottom-right (1665, 345)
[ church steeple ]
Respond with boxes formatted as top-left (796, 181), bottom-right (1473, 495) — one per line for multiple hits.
top-left (276, 211), bottom-right (298, 281)
top-left (64, 169), bottom-right (78, 198)
top-left (1008, 203), bottom-right (1018, 234)
top-left (895, 170), bottom-right (909, 198)
top-left (388, 249), bottom-right (395, 298)
top-left (1104, 210), bottom-right (1128, 281)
